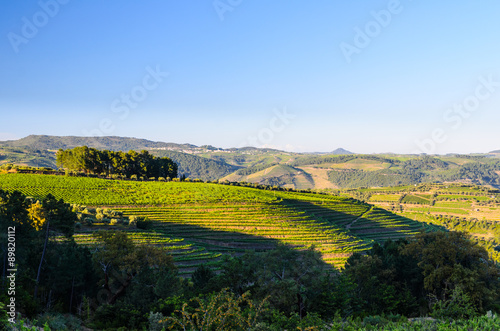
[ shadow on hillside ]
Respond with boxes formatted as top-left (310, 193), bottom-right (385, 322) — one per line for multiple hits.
top-left (144, 220), bottom-right (338, 274)
top-left (277, 198), bottom-right (447, 243)
top-left (112, 196), bottom-right (447, 275)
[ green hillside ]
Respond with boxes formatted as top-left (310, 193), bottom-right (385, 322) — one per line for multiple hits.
top-left (222, 164), bottom-right (315, 189)
top-left (342, 183), bottom-right (500, 262)
top-left (3, 135), bottom-right (500, 190)
top-left (0, 173), bottom-right (430, 270)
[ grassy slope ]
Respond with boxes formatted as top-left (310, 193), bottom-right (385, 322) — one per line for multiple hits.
top-left (0, 173), bottom-right (430, 270)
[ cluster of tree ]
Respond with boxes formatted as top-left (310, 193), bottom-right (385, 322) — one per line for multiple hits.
top-left (0, 190), bottom-right (179, 329)
top-left (289, 155), bottom-right (398, 167)
top-left (453, 162), bottom-right (500, 186)
top-left (260, 175), bottom-right (296, 187)
top-left (328, 169), bottom-right (419, 188)
top-left (0, 164), bottom-right (56, 174)
top-left (323, 156), bottom-right (500, 189)
top-left (235, 162), bottom-right (279, 176)
top-left (344, 232), bottom-right (500, 319)
top-left (155, 150), bottom-right (239, 182)
top-left (2, 190), bottom-right (500, 329)
top-left (401, 156), bottom-right (449, 172)
top-left (0, 147), bottom-right (57, 169)
top-left (0, 190), bottom-right (95, 319)
top-left (56, 146), bottom-right (177, 179)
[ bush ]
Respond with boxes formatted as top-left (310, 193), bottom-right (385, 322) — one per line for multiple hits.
top-left (129, 216), bottom-right (138, 227)
top-left (36, 313), bottom-right (82, 331)
top-left (148, 312), bottom-right (164, 331)
top-left (84, 217), bottom-right (94, 226)
top-left (431, 287), bottom-right (477, 320)
top-left (110, 218), bottom-right (121, 225)
top-left (136, 218), bottom-right (153, 230)
top-left (91, 304), bottom-right (145, 330)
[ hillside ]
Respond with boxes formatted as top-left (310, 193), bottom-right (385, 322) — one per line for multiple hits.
top-left (332, 148), bottom-right (353, 154)
top-left (341, 183), bottom-right (500, 261)
top-left (2, 135), bottom-right (500, 190)
top-left (0, 135), bottom-right (197, 151)
top-left (0, 173), bottom-right (432, 270)
top-left (154, 150), bottom-right (240, 181)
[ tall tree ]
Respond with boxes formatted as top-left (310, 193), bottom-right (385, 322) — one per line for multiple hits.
top-left (92, 231), bottom-right (175, 304)
top-left (403, 231), bottom-right (500, 313)
top-left (34, 194), bottom-right (77, 299)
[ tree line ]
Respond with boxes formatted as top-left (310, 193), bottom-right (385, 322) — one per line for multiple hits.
top-left (56, 146), bottom-right (177, 179)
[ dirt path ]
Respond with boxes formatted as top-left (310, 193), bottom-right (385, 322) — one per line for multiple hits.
top-left (346, 207), bottom-right (372, 230)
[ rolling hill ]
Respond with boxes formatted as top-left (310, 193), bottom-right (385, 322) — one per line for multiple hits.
top-left (2, 135), bottom-right (500, 190)
top-left (0, 173), bottom-right (433, 271)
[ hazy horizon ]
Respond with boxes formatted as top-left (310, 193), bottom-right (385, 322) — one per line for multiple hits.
top-left (2, 1), bottom-right (500, 154)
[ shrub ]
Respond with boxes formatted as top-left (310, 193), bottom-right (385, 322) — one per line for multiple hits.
top-left (84, 217), bottom-right (94, 226)
top-left (148, 312), bottom-right (164, 331)
top-left (110, 218), bottom-right (121, 226)
top-left (431, 287), bottom-right (477, 320)
top-left (136, 218), bottom-right (153, 230)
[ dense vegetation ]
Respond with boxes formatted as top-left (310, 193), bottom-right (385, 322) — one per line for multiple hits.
top-left (56, 146), bottom-right (177, 179)
top-left (0, 173), bottom-right (432, 269)
top-left (1, 173), bottom-right (500, 329)
top-left (0, 135), bottom-right (197, 152)
top-left (3, 136), bottom-right (500, 190)
top-left (2, 186), bottom-right (500, 330)
top-left (328, 156), bottom-right (500, 188)
top-left (154, 150), bottom-right (240, 181)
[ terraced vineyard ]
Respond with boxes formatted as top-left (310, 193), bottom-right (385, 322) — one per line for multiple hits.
top-left (352, 183), bottom-right (500, 262)
top-left (66, 230), bottom-right (222, 275)
top-left (0, 173), bottom-right (432, 269)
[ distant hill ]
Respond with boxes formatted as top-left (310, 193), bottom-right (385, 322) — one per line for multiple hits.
top-left (2, 135), bottom-right (500, 189)
top-left (0, 135), bottom-right (197, 152)
top-left (490, 150), bottom-right (500, 154)
top-left (332, 148), bottom-right (353, 155)
top-left (155, 150), bottom-right (240, 181)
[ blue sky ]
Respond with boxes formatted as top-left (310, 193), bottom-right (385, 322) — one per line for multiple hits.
top-left (1, 1), bottom-right (499, 154)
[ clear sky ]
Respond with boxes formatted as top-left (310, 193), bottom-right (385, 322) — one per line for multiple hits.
top-left (1, 1), bottom-right (499, 154)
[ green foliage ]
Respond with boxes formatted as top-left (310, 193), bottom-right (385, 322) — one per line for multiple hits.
top-left (403, 231), bottom-right (500, 313)
top-left (156, 150), bottom-right (239, 181)
top-left (191, 264), bottom-right (216, 294)
top-left (431, 286), bottom-right (477, 320)
top-left (91, 230), bottom-right (176, 305)
top-left (91, 303), bottom-right (145, 330)
top-left (148, 311), bottom-right (165, 331)
top-left (344, 239), bottom-right (422, 317)
top-left (162, 288), bottom-right (268, 331)
top-left (401, 194), bottom-right (431, 205)
top-left (136, 217), bottom-right (154, 230)
top-left (56, 146), bottom-right (178, 179)
top-left (328, 168), bottom-right (420, 189)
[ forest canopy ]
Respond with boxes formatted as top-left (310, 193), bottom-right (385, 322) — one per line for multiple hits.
top-left (56, 146), bottom-right (177, 179)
